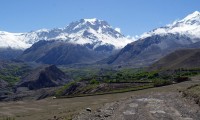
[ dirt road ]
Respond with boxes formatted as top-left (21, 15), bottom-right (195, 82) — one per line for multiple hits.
top-left (74, 92), bottom-right (200, 120)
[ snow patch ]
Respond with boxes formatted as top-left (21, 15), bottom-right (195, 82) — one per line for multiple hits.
top-left (182, 11), bottom-right (200, 22)
top-left (115, 27), bottom-right (121, 33)
top-left (84, 18), bottom-right (98, 25)
top-left (0, 32), bottom-right (31, 49)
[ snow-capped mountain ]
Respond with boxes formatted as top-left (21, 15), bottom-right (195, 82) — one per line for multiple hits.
top-left (0, 18), bottom-right (132, 51)
top-left (106, 11), bottom-right (200, 67)
top-left (141, 11), bottom-right (200, 40)
top-left (0, 31), bottom-right (31, 49)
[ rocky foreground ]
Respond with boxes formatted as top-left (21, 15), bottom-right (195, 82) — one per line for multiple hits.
top-left (74, 92), bottom-right (200, 120)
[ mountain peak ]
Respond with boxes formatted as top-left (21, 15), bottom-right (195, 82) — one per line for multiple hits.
top-left (63, 18), bottom-right (124, 38)
top-left (182, 11), bottom-right (200, 22)
top-left (61, 18), bottom-right (131, 48)
top-left (79, 18), bottom-right (110, 28)
top-left (187, 11), bottom-right (200, 18)
top-left (83, 18), bottom-right (99, 23)
top-left (0, 18), bottom-right (132, 51)
top-left (65, 18), bottom-right (110, 32)
top-left (79, 18), bottom-right (105, 24)
top-left (140, 11), bottom-right (200, 39)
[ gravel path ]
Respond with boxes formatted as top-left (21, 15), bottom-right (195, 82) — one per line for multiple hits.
top-left (74, 84), bottom-right (200, 120)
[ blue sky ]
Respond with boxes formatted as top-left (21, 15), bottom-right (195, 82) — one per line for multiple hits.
top-left (0, 0), bottom-right (200, 36)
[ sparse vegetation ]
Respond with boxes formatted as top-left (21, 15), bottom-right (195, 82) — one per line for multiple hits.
top-left (1, 65), bottom-right (200, 120)
top-left (152, 79), bottom-right (172, 87)
top-left (56, 67), bottom-right (200, 97)
top-left (0, 117), bottom-right (15, 120)
top-left (55, 81), bottom-right (76, 97)
top-left (89, 79), bottom-right (99, 84)
top-left (0, 63), bottom-right (31, 85)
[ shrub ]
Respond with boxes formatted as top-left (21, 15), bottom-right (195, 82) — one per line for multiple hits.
top-left (89, 79), bottom-right (99, 84)
top-left (174, 76), bottom-right (189, 83)
top-left (55, 81), bottom-right (76, 97)
top-left (153, 79), bottom-right (172, 87)
top-left (147, 72), bottom-right (159, 79)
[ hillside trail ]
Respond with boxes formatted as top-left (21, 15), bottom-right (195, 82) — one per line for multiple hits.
top-left (74, 76), bottom-right (200, 120)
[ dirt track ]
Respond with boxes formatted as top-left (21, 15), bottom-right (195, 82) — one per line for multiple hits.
top-left (74, 92), bottom-right (200, 120)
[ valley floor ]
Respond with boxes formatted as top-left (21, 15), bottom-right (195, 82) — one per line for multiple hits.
top-left (1, 76), bottom-right (200, 120)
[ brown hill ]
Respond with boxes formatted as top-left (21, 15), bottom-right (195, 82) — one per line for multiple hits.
top-left (17, 65), bottom-right (71, 90)
top-left (150, 48), bottom-right (200, 70)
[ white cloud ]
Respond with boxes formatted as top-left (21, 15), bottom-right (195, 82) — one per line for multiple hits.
top-left (126, 35), bottom-right (138, 42)
top-left (115, 27), bottom-right (121, 33)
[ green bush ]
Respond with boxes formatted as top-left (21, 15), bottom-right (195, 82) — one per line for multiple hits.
top-left (89, 79), bottom-right (99, 84)
top-left (153, 79), bottom-right (172, 87)
top-left (0, 75), bottom-right (20, 85)
top-left (147, 72), bottom-right (159, 79)
top-left (55, 81), bottom-right (76, 97)
top-left (174, 76), bottom-right (189, 83)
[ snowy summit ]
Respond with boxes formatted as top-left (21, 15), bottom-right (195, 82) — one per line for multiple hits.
top-left (0, 18), bottom-right (132, 50)
top-left (141, 11), bottom-right (200, 39)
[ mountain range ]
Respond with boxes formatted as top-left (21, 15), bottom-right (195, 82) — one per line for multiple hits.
top-left (0, 18), bottom-right (132, 58)
top-left (20, 40), bottom-right (110, 65)
top-left (106, 11), bottom-right (200, 67)
top-left (1, 11), bottom-right (200, 66)
top-left (0, 18), bottom-right (133, 64)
